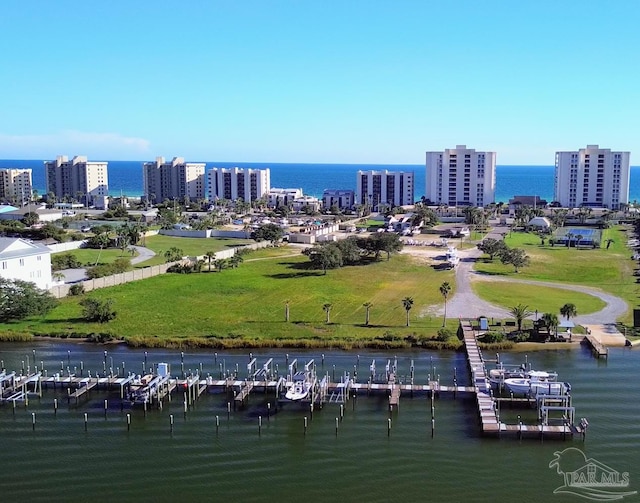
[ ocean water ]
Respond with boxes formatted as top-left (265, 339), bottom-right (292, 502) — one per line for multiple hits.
top-left (0, 342), bottom-right (638, 502)
top-left (4, 159), bottom-right (640, 204)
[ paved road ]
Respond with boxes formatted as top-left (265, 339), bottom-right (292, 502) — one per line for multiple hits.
top-left (414, 226), bottom-right (627, 337)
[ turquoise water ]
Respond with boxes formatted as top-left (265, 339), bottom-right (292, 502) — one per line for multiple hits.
top-left (0, 342), bottom-right (638, 502)
top-left (5, 158), bottom-right (640, 203)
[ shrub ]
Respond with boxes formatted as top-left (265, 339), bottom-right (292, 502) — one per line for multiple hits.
top-left (51, 253), bottom-right (82, 271)
top-left (480, 330), bottom-right (505, 343)
top-left (79, 298), bottom-right (117, 323)
top-left (68, 284), bottom-right (85, 296)
top-left (85, 258), bottom-right (131, 279)
top-left (436, 328), bottom-right (454, 341)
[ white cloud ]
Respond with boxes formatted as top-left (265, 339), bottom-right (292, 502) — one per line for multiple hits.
top-left (0, 130), bottom-right (152, 159)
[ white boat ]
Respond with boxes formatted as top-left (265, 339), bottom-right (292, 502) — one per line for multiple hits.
top-left (488, 364), bottom-right (528, 385)
top-left (445, 247), bottom-right (460, 268)
top-left (504, 371), bottom-right (571, 396)
top-left (285, 372), bottom-right (311, 401)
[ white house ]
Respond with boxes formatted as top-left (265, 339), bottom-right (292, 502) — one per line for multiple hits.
top-left (0, 238), bottom-right (53, 290)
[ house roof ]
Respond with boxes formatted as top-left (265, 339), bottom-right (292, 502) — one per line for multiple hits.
top-left (0, 238), bottom-right (51, 259)
top-left (0, 204), bottom-right (19, 214)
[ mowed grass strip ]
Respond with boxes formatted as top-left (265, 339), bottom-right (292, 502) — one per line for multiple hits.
top-left (143, 235), bottom-right (253, 256)
top-left (474, 226), bottom-right (637, 323)
top-left (471, 281), bottom-right (606, 315)
top-left (15, 247), bottom-right (455, 341)
top-left (54, 248), bottom-right (137, 267)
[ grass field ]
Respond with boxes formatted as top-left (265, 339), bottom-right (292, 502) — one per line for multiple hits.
top-left (54, 248), bottom-right (138, 267)
top-left (9, 247), bottom-right (456, 346)
top-left (143, 235), bottom-right (252, 256)
top-left (471, 281), bottom-right (607, 315)
top-left (473, 226), bottom-right (637, 323)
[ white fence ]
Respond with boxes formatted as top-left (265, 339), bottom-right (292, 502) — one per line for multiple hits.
top-left (49, 240), bottom-right (273, 298)
top-left (47, 240), bottom-right (86, 253)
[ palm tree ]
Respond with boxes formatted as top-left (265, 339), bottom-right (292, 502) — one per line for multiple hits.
top-left (541, 312), bottom-right (559, 338)
top-left (565, 232), bottom-right (574, 248)
top-left (575, 234), bottom-right (583, 249)
top-left (362, 302), bottom-right (373, 326)
top-left (284, 299), bottom-right (290, 322)
top-left (509, 303), bottom-right (533, 332)
top-left (402, 297), bottom-right (414, 327)
top-left (439, 282), bottom-right (451, 327)
top-left (229, 254), bottom-right (243, 269)
top-left (605, 238), bottom-right (614, 250)
top-left (322, 303), bottom-right (333, 324)
top-left (559, 303), bottom-right (577, 322)
top-left (205, 251), bottom-right (216, 271)
top-left (214, 258), bottom-right (228, 272)
top-left (52, 272), bottom-right (65, 283)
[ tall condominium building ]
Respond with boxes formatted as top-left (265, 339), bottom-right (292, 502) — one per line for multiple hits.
top-left (143, 157), bottom-right (205, 204)
top-left (356, 170), bottom-right (414, 210)
top-left (554, 145), bottom-right (630, 209)
top-left (44, 155), bottom-right (108, 205)
top-left (0, 169), bottom-right (33, 205)
top-left (207, 167), bottom-right (271, 202)
top-left (425, 145), bottom-right (496, 207)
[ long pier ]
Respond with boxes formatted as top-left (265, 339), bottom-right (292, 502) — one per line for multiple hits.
top-left (460, 319), bottom-right (586, 438)
top-left (0, 349), bottom-right (586, 440)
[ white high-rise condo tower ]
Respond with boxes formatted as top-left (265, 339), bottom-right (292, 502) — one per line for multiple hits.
top-left (207, 167), bottom-right (271, 202)
top-left (44, 156), bottom-right (108, 206)
top-left (554, 145), bottom-right (630, 210)
top-left (0, 169), bottom-right (33, 205)
top-left (425, 145), bottom-right (496, 207)
top-left (356, 170), bottom-right (414, 211)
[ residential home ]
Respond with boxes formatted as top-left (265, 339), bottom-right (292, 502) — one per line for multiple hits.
top-left (0, 237), bottom-right (53, 290)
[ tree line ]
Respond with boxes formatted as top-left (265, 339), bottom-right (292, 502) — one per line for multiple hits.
top-left (302, 233), bottom-right (404, 274)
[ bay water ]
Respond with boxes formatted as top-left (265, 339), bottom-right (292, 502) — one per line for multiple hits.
top-left (0, 342), bottom-right (638, 502)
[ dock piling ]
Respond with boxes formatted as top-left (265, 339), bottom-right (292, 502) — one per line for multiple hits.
top-left (32, 412), bottom-right (36, 430)
top-left (84, 413), bottom-right (88, 431)
top-left (335, 417), bottom-right (339, 436)
top-left (127, 413), bottom-right (131, 431)
top-left (304, 417), bottom-right (308, 435)
top-left (104, 399), bottom-right (108, 418)
top-left (388, 418), bottom-right (391, 436)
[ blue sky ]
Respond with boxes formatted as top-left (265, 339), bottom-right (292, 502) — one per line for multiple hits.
top-left (1, 1), bottom-right (638, 164)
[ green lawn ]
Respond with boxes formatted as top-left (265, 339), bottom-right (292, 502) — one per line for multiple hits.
top-left (142, 235), bottom-right (252, 256)
top-left (54, 248), bottom-right (138, 267)
top-left (11, 247), bottom-right (456, 345)
top-left (474, 226), bottom-right (637, 323)
top-left (472, 281), bottom-right (607, 315)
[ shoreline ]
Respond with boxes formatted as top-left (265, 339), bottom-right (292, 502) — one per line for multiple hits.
top-left (0, 332), bottom-right (629, 352)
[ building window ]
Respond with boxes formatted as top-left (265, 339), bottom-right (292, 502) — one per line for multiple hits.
top-left (19, 259), bottom-right (25, 266)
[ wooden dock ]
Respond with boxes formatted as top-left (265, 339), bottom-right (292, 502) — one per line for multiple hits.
top-left (68, 378), bottom-right (98, 404)
top-left (460, 319), bottom-right (584, 439)
top-left (584, 335), bottom-right (609, 358)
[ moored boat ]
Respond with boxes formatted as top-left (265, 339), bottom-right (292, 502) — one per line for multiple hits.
top-left (285, 372), bottom-right (311, 401)
top-left (504, 371), bottom-right (571, 396)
